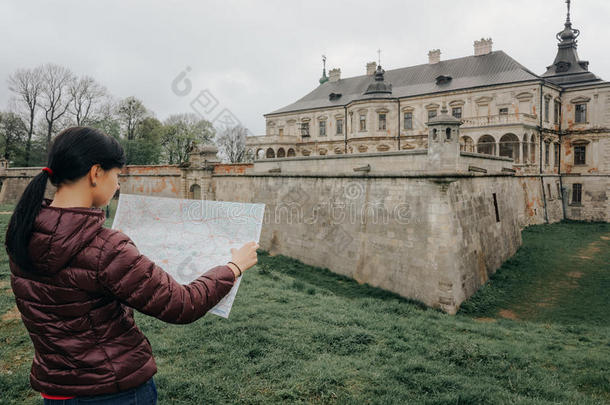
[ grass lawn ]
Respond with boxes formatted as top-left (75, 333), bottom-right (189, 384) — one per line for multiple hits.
top-left (0, 204), bottom-right (608, 404)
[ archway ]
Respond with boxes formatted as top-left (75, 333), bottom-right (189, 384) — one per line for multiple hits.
top-left (499, 133), bottom-right (520, 162)
top-left (256, 149), bottom-right (265, 160)
top-left (477, 135), bottom-right (496, 155)
top-left (189, 184), bottom-right (201, 200)
top-left (266, 148), bottom-right (275, 159)
top-left (460, 136), bottom-right (474, 152)
top-left (277, 148), bottom-right (286, 158)
top-left (287, 148), bottom-right (296, 157)
top-left (529, 134), bottom-right (536, 163)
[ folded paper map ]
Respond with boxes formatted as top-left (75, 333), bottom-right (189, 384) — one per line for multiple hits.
top-left (112, 194), bottom-right (265, 318)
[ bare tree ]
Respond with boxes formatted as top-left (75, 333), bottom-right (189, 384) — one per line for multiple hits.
top-left (7, 66), bottom-right (43, 165)
top-left (216, 125), bottom-right (247, 163)
top-left (117, 96), bottom-right (148, 140)
top-left (69, 76), bottom-right (107, 125)
top-left (40, 64), bottom-right (75, 150)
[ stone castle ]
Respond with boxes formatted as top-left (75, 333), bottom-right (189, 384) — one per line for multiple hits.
top-left (0, 2), bottom-right (607, 314)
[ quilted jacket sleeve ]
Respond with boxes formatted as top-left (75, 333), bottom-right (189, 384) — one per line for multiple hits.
top-left (97, 230), bottom-right (236, 324)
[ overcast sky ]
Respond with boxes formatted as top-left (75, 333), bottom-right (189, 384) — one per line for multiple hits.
top-left (1, 0), bottom-right (608, 135)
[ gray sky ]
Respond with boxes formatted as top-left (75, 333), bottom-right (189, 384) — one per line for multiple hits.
top-left (1, 0), bottom-right (608, 135)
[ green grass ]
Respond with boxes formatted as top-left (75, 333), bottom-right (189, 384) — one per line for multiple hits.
top-left (0, 205), bottom-right (608, 404)
top-left (458, 221), bottom-right (610, 326)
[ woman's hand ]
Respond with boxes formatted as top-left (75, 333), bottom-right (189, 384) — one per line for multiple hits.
top-left (227, 241), bottom-right (259, 279)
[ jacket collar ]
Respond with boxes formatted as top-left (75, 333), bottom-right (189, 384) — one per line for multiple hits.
top-left (29, 199), bottom-right (107, 274)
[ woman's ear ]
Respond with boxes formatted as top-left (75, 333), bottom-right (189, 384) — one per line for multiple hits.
top-left (88, 164), bottom-right (102, 187)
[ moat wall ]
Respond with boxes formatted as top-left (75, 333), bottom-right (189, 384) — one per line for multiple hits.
top-left (0, 158), bottom-right (603, 313)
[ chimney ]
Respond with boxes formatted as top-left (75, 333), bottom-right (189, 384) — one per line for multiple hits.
top-left (329, 68), bottom-right (341, 82)
top-left (428, 49), bottom-right (441, 64)
top-left (474, 38), bottom-right (493, 56)
top-left (366, 61), bottom-right (377, 76)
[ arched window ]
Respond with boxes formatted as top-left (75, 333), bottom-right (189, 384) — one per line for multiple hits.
top-left (189, 184), bottom-right (201, 200)
top-left (432, 128), bottom-right (438, 140)
top-left (287, 148), bottom-right (296, 157)
top-left (499, 133), bottom-right (520, 162)
top-left (530, 134), bottom-right (536, 163)
top-left (460, 136), bottom-right (474, 152)
top-left (445, 127), bottom-right (451, 140)
top-left (477, 135), bottom-right (496, 155)
top-left (277, 148), bottom-right (286, 158)
top-left (256, 149), bottom-right (265, 160)
top-left (266, 148), bottom-right (275, 159)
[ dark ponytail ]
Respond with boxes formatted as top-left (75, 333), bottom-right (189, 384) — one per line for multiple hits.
top-left (5, 127), bottom-right (126, 273)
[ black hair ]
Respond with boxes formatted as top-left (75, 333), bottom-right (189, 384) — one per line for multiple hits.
top-left (5, 126), bottom-right (126, 273)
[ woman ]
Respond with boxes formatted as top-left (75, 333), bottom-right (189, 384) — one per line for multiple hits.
top-left (5, 127), bottom-right (258, 404)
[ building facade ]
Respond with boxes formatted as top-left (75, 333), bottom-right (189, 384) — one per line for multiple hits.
top-left (246, 3), bottom-right (609, 220)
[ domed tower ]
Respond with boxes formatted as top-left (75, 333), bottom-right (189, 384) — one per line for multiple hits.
top-left (426, 105), bottom-right (462, 171)
top-left (542, 0), bottom-right (602, 85)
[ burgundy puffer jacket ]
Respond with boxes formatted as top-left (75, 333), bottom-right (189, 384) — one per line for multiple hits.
top-left (8, 198), bottom-right (236, 396)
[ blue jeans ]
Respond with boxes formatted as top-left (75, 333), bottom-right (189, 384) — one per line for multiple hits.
top-left (43, 378), bottom-right (157, 405)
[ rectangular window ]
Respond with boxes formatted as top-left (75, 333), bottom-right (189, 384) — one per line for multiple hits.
top-left (574, 145), bottom-right (586, 165)
top-left (499, 108), bottom-right (509, 115)
top-left (427, 110), bottom-right (437, 120)
top-left (544, 99), bottom-right (550, 122)
top-left (278, 128), bottom-right (284, 137)
top-left (336, 119), bottom-right (343, 135)
top-left (403, 112), bottom-right (413, 129)
top-left (452, 107), bottom-right (462, 118)
top-left (378, 113), bottom-right (386, 130)
top-left (575, 103), bottom-right (587, 123)
top-left (359, 114), bottom-right (366, 131)
top-left (544, 142), bottom-right (550, 165)
top-left (572, 183), bottom-right (582, 204)
top-left (554, 143), bottom-right (559, 167)
top-left (556, 183), bottom-right (561, 200)
top-left (300, 122), bottom-right (309, 137)
top-left (554, 101), bottom-right (561, 124)
top-left (319, 120), bottom-right (326, 136)
top-left (547, 183), bottom-right (552, 199)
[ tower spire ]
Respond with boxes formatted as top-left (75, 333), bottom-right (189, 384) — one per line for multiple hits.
top-left (319, 55), bottom-right (328, 84)
top-left (542, 0), bottom-right (600, 85)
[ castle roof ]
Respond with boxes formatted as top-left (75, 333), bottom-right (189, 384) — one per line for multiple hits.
top-left (267, 50), bottom-right (539, 116)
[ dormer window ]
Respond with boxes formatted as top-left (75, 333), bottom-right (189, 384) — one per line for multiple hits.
top-left (555, 61), bottom-right (571, 73)
top-left (435, 75), bottom-right (452, 85)
top-left (329, 92), bottom-right (342, 101)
